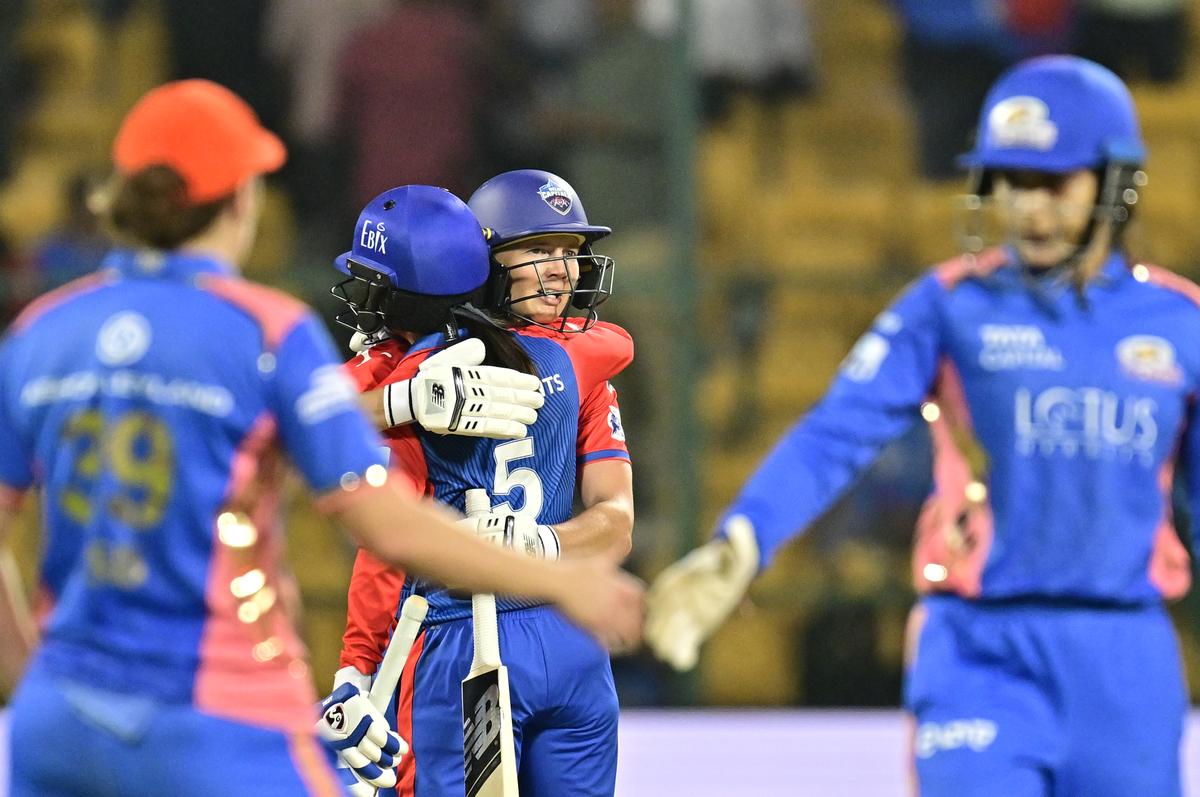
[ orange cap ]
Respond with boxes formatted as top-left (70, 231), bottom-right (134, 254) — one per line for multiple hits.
top-left (112, 79), bottom-right (287, 203)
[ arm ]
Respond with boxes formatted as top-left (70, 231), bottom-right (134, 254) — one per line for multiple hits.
top-left (0, 504), bottom-right (35, 696)
top-left (556, 459), bottom-right (634, 560)
top-left (338, 547), bottom-right (408, 678)
top-left (323, 479), bottom-right (642, 649)
top-left (361, 338), bottom-right (543, 439)
top-left (645, 274), bottom-right (946, 669)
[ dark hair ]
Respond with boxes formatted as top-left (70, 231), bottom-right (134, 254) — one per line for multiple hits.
top-left (103, 165), bottom-right (233, 249)
top-left (449, 304), bottom-right (538, 377)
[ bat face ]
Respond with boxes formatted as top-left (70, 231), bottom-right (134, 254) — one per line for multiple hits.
top-left (462, 665), bottom-right (517, 796)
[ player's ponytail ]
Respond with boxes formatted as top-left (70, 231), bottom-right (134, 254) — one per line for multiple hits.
top-left (450, 304), bottom-right (538, 377)
top-left (101, 165), bottom-right (233, 250)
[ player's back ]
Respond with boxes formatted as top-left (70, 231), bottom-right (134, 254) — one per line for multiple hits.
top-left (0, 248), bottom-right (374, 727)
top-left (376, 322), bottom-right (632, 623)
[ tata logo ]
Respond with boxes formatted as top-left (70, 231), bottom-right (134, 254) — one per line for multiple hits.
top-left (840, 332), bottom-right (889, 383)
top-left (978, 324), bottom-right (1063, 371)
top-left (914, 719), bottom-right (997, 759)
top-left (988, 96), bottom-right (1058, 151)
top-left (1014, 386), bottom-right (1158, 464)
top-left (537, 180), bottom-right (573, 216)
top-left (1116, 335), bottom-right (1182, 386)
top-left (360, 220), bottom-right (388, 254)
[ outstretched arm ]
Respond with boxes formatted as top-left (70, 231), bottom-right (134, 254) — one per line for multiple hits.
top-left (0, 504), bottom-right (36, 696)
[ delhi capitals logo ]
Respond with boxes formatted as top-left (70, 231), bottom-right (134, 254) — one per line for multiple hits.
top-left (537, 180), bottom-right (573, 216)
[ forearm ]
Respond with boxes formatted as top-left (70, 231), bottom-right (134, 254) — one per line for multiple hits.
top-left (332, 483), bottom-right (569, 602)
top-left (555, 498), bottom-right (634, 560)
top-left (358, 389), bottom-right (388, 429)
top-left (0, 546), bottom-right (36, 695)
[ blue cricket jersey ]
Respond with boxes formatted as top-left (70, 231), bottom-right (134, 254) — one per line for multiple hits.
top-left (723, 248), bottom-right (1200, 604)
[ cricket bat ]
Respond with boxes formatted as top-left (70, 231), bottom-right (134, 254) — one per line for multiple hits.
top-left (461, 488), bottom-right (519, 797)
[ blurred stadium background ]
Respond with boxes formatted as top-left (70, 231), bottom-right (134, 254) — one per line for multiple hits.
top-left (4, 0), bottom-right (1200, 792)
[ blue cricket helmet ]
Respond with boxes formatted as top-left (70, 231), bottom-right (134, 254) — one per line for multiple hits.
top-left (331, 185), bottom-right (491, 336)
top-left (468, 169), bottom-right (611, 248)
top-left (334, 184), bottom-right (490, 296)
top-left (959, 55), bottom-right (1144, 174)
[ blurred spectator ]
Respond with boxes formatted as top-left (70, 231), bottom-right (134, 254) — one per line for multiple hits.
top-left (161, 0), bottom-right (285, 131)
top-left (0, 228), bottom-right (35, 329)
top-left (640, 0), bottom-right (818, 124)
top-left (29, 173), bottom-right (109, 294)
top-left (264, 0), bottom-right (387, 255)
top-left (544, 0), bottom-right (671, 233)
top-left (0, 0), bottom-right (30, 184)
top-left (1074, 0), bottom-right (1188, 84)
top-left (335, 0), bottom-right (486, 212)
top-left (890, 0), bottom-right (1071, 181)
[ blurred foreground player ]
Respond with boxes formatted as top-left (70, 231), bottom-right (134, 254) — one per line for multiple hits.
top-left (334, 171), bottom-right (634, 796)
top-left (646, 55), bottom-right (1194, 796)
top-left (0, 80), bottom-right (643, 797)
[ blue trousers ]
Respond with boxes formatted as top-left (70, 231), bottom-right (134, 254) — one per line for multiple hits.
top-left (9, 664), bottom-right (345, 796)
top-left (905, 596), bottom-right (1187, 797)
top-left (394, 605), bottom-right (618, 797)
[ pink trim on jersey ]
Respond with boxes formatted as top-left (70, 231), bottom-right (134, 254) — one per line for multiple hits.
top-left (911, 359), bottom-right (993, 598)
top-left (196, 274), bottom-right (309, 350)
top-left (1149, 440), bottom-right (1192, 600)
top-left (933, 248), bottom-right (1008, 290)
top-left (10, 271), bottom-right (112, 333)
top-left (288, 733), bottom-right (344, 797)
top-left (0, 483), bottom-right (25, 510)
top-left (194, 412), bottom-right (314, 732)
top-left (1142, 264), bottom-right (1200, 309)
top-left (394, 629), bottom-right (426, 797)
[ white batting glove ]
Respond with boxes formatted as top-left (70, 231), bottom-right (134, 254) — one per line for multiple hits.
top-left (382, 338), bottom-right (544, 438)
top-left (316, 682), bottom-right (406, 790)
top-left (644, 515), bottom-right (760, 672)
top-left (459, 509), bottom-right (561, 561)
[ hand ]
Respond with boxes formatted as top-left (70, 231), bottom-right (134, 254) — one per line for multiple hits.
top-left (551, 556), bottom-right (645, 653)
top-left (383, 338), bottom-right (544, 438)
top-left (644, 515), bottom-right (760, 671)
top-left (316, 682), bottom-right (406, 790)
top-left (463, 509), bottom-right (561, 561)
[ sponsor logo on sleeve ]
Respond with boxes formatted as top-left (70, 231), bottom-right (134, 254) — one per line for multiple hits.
top-left (296, 365), bottom-right (360, 425)
top-left (608, 405), bottom-right (626, 441)
top-left (841, 332), bottom-right (890, 383)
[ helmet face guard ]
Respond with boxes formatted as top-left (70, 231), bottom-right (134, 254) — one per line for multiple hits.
top-left (488, 248), bottom-right (615, 333)
top-left (469, 170), bottom-right (616, 333)
top-left (331, 258), bottom-right (393, 336)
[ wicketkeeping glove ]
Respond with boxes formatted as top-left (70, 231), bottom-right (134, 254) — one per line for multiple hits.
top-left (383, 338), bottom-right (544, 438)
top-left (460, 508), bottom-right (561, 561)
top-left (316, 682), bottom-right (406, 790)
top-left (644, 515), bottom-right (760, 672)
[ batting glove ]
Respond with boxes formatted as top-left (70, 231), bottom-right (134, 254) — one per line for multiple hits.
top-left (644, 515), bottom-right (760, 671)
top-left (382, 338), bottom-right (544, 438)
top-left (459, 509), bottom-right (561, 561)
top-left (316, 682), bottom-right (406, 790)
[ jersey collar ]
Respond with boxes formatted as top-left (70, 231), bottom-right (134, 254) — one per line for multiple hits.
top-left (101, 248), bottom-right (236, 282)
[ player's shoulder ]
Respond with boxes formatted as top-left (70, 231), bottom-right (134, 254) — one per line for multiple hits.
top-left (1136, 262), bottom-right (1200, 314)
top-left (194, 273), bottom-right (312, 349)
top-left (928, 248), bottom-right (1011, 292)
top-left (522, 320), bottom-right (634, 382)
top-left (8, 270), bottom-right (114, 335)
top-left (344, 337), bottom-right (416, 390)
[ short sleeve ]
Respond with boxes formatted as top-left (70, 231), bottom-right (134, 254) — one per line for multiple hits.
top-left (577, 380), bottom-right (630, 467)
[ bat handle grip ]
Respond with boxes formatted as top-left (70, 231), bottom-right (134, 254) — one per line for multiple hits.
top-left (465, 488), bottom-right (490, 517)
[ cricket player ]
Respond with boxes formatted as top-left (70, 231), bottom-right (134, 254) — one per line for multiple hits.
top-left (646, 55), bottom-right (1196, 796)
top-left (332, 171), bottom-right (634, 796)
top-left (0, 82), bottom-right (643, 797)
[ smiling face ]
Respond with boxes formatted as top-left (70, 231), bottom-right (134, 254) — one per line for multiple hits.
top-left (992, 168), bottom-right (1100, 270)
top-left (493, 233), bottom-right (587, 325)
